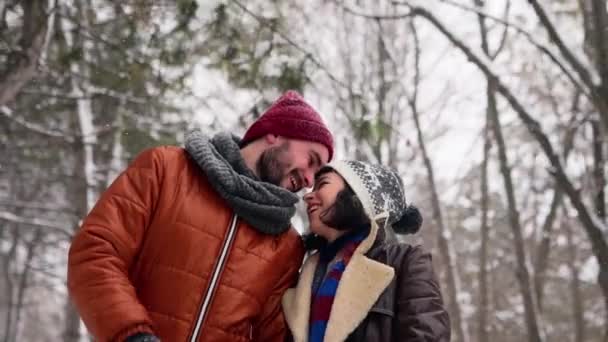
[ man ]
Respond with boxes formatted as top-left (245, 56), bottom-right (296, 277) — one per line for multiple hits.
top-left (67, 90), bottom-right (334, 342)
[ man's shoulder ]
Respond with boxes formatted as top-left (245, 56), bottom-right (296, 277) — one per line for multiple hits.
top-left (283, 226), bottom-right (304, 245)
top-left (275, 226), bottom-right (305, 262)
top-left (143, 145), bottom-right (186, 160)
top-left (133, 146), bottom-right (192, 168)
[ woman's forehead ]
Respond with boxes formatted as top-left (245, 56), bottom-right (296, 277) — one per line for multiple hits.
top-left (317, 171), bottom-right (345, 185)
top-left (316, 170), bottom-right (336, 181)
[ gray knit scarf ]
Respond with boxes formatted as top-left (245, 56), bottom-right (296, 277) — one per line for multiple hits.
top-left (184, 130), bottom-right (299, 235)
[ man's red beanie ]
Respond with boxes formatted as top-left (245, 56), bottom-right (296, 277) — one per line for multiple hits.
top-left (241, 90), bottom-right (334, 161)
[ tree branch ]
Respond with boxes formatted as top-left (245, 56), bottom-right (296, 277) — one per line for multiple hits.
top-left (527, 0), bottom-right (595, 91)
top-left (231, 0), bottom-right (348, 89)
top-left (0, 211), bottom-right (72, 239)
top-left (490, 0), bottom-right (511, 59)
top-left (396, 0), bottom-right (594, 101)
top-left (0, 105), bottom-right (74, 142)
top-left (404, 5), bottom-right (608, 308)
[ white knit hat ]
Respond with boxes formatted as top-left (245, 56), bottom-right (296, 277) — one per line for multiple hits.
top-left (327, 160), bottom-right (421, 234)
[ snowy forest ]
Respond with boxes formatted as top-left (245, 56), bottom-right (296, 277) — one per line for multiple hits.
top-left (1, 0), bottom-right (607, 341)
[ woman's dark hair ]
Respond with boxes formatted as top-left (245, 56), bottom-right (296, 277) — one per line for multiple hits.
top-left (316, 167), bottom-right (370, 232)
top-left (304, 167), bottom-right (371, 250)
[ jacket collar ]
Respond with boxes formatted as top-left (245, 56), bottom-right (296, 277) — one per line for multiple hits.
top-left (282, 223), bottom-right (395, 342)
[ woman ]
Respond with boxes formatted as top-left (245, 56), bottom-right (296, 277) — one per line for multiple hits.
top-left (282, 161), bottom-right (450, 342)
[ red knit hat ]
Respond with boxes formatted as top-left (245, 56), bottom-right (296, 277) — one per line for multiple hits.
top-left (242, 90), bottom-right (334, 161)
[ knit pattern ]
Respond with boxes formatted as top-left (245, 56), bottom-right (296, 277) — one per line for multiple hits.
top-left (334, 160), bottom-right (407, 227)
top-left (185, 130), bottom-right (298, 235)
top-left (241, 90), bottom-right (334, 160)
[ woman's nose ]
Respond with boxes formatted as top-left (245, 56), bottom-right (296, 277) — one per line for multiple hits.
top-left (303, 191), bottom-right (314, 202)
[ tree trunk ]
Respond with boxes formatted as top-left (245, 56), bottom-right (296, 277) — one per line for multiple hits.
top-left (477, 114), bottom-right (491, 342)
top-left (473, 4), bottom-right (544, 337)
top-left (62, 300), bottom-right (81, 342)
top-left (411, 97), bottom-right (469, 342)
top-left (474, 0), bottom-right (543, 339)
top-left (60, 1), bottom-right (99, 340)
top-left (2, 174), bottom-right (25, 342)
top-left (535, 112), bottom-right (577, 311)
top-left (592, 120), bottom-right (606, 222)
top-left (11, 231), bottom-right (42, 341)
top-left (408, 8), bottom-right (608, 338)
top-left (589, 0), bottom-right (608, 134)
top-left (533, 189), bottom-right (561, 311)
top-left (106, 110), bottom-right (124, 187)
top-left (564, 217), bottom-right (586, 342)
top-left (474, 3), bottom-right (493, 340)
top-left (408, 20), bottom-right (469, 342)
top-left (1, 229), bottom-right (17, 342)
top-left (486, 74), bottom-right (544, 342)
top-left (578, 1), bottom-right (608, 336)
top-left (0, 0), bottom-right (51, 107)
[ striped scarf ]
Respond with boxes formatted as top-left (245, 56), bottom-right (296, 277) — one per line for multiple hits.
top-left (309, 230), bottom-right (368, 342)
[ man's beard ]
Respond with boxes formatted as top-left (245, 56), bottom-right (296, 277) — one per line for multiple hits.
top-left (256, 142), bottom-right (290, 187)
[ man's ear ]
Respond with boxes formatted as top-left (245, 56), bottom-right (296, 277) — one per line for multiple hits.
top-left (264, 134), bottom-right (280, 145)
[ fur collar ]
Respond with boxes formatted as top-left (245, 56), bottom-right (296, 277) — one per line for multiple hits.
top-left (282, 221), bottom-right (394, 341)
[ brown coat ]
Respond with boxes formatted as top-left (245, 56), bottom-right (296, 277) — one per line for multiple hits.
top-left (68, 146), bottom-right (305, 342)
top-left (283, 226), bottom-right (449, 342)
top-left (346, 239), bottom-right (450, 341)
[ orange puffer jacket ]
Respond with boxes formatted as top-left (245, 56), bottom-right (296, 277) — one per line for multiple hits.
top-left (68, 146), bottom-right (305, 342)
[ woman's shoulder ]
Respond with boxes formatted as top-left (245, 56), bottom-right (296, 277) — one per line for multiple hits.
top-left (369, 241), bottom-right (433, 271)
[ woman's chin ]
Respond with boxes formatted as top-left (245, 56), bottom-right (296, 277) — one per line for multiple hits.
top-left (308, 225), bottom-right (321, 236)
top-left (309, 224), bottom-right (336, 240)
top-left (308, 222), bottom-right (326, 237)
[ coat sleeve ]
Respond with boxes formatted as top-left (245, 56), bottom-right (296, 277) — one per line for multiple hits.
top-left (67, 147), bottom-right (168, 342)
top-left (395, 245), bottom-right (451, 341)
top-left (252, 237), bottom-right (304, 342)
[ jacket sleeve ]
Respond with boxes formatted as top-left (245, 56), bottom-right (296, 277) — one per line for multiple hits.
top-left (67, 147), bottom-right (167, 342)
top-left (395, 245), bottom-right (451, 341)
top-left (252, 237), bottom-right (304, 342)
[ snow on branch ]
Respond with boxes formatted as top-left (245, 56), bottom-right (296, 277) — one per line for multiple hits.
top-left (0, 211), bottom-right (72, 239)
top-left (0, 106), bottom-right (74, 142)
top-left (232, 0), bottom-right (349, 89)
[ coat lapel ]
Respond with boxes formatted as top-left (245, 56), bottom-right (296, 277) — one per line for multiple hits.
top-left (323, 253), bottom-right (394, 342)
top-left (282, 222), bottom-right (394, 342)
top-left (282, 253), bottom-right (319, 342)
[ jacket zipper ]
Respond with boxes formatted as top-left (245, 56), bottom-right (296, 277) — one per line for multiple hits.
top-left (189, 214), bottom-right (239, 342)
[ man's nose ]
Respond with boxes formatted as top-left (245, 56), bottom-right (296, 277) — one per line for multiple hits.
top-left (303, 170), bottom-right (314, 188)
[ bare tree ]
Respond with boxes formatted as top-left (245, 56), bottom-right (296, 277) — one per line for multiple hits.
top-left (577, 0), bottom-right (607, 227)
top-left (473, 0), bottom-right (502, 340)
top-left (533, 93), bottom-right (579, 310)
top-left (390, 6), bottom-right (608, 339)
top-left (478, 28), bottom-right (544, 342)
top-left (407, 19), bottom-right (469, 342)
